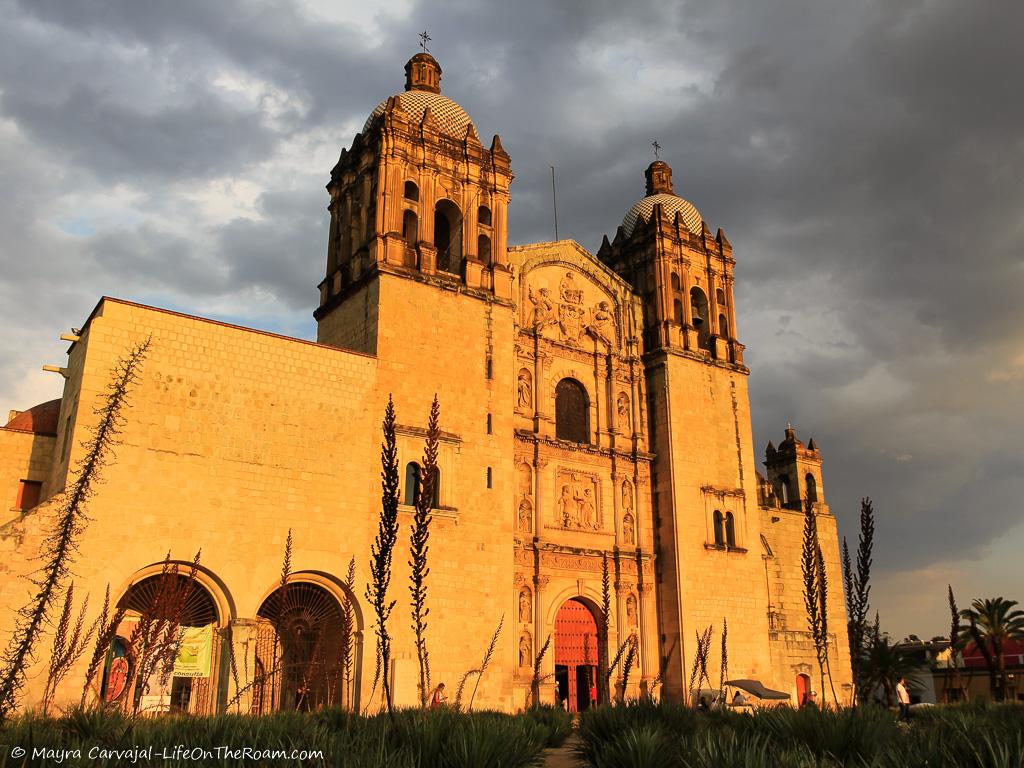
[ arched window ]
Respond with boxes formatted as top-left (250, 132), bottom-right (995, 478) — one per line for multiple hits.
top-left (690, 287), bottom-right (710, 348)
top-left (673, 299), bottom-right (684, 325)
top-left (805, 473), bottom-right (818, 503)
top-left (716, 288), bottom-right (726, 306)
top-left (434, 200), bottom-right (462, 273)
top-left (402, 210), bottom-right (418, 244)
top-left (403, 181), bottom-right (419, 201)
top-left (404, 462), bottom-right (420, 506)
top-left (671, 272), bottom-right (681, 292)
top-left (405, 463), bottom-right (439, 507)
top-left (477, 205), bottom-right (492, 226)
top-left (478, 234), bottom-right (492, 264)
top-left (555, 378), bottom-right (589, 444)
top-left (713, 511), bottom-right (724, 546)
top-left (777, 474), bottom-right (796, 508)
top-left (725, 512), bottom-right (736, 547)
top-left (718, 314), bottom-right (728, 337)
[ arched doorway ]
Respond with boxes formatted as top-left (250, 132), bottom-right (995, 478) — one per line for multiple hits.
top-left (554, 598), bottom-right (600, 712)
top-left (796, 673), bottom-right (811, 706)
top-left (253, 581), bottom-right (359, 712)
top-left (115, 571), bottom-right (223, 715)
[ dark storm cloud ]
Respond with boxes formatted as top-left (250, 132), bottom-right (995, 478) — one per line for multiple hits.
top-left (1, 0), bottom-right (1021, 634)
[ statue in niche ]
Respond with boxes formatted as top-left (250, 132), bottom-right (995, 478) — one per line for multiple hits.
top-left (527, 286), bottom-right (557, 329)
top-left (519, 631), bottom-right (532, 667)
top-left (621, 479), bottom-right (633, 512)
top-left (617, 393), bottom-right (630, 430)
top-left (587, 300), bottom-right (615, 346)
top-left (519, 587), bottom-right (532, 623)
top-left (518, 463), bottom-right (532, 497)
top-left (557, 473), bottom-right (600, 530)
top-left (626, 594), bottom-right (638, 626)
top-left (518, 499), bottom-right (532, 532)
top-left (517, 369), bottom-right (533, 409)
top-left (623, 512), bottom-right (635, 546)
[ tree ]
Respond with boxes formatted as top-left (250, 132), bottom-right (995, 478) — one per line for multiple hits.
top-left (366, 396), bottom-right (401, 719)
top-left (801, 497), bottom-right (837, 705)
top-left (959, 597), bottom-right (1024, 702)
top-left (862, 633), bottom-right (918, 706)
top-left (0, 337), bottom-right (150, 722)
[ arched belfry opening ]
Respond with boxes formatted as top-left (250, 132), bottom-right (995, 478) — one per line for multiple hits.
top-left (690, 286), bottom-right (710, 349)
top-left (554, 598), bottom-right (600, 713)
top-left (434, 199), bottom-right (462, 273)
top-left (555, 378), bottom-right (590, 443)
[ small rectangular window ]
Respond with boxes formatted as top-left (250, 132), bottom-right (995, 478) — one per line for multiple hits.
top-left (16, 480), bottom-right (42, 511)
top-left (486, 467), bottom-right (492, 489)
top-left (486, 356), bottom-right (493, 379)
top-left (486, 414), bottom-right (492, 434)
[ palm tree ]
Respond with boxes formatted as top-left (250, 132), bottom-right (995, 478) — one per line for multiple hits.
top-left (959, 597), bottom-right (1024, 702)
top-left (862, 634), bottom-right (919, 706)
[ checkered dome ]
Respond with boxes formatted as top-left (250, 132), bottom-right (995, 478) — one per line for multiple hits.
top-left (364, 91), bottom-right (476, 138)
top-left (623, 193), bottom-right (704, 236)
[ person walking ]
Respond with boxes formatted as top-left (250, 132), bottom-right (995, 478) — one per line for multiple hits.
top-left (896, 677), bottom-right (911, 721)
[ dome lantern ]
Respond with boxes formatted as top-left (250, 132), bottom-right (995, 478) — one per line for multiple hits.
top-left (405, 52), bottom-right (442, 94)
top-left (645, 160), bottom-right (674, 196)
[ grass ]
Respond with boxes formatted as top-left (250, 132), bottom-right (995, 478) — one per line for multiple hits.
top-left (576, 701), bottom-right (1024, 768)
top-left (0, 707), bottom-right (556, 768)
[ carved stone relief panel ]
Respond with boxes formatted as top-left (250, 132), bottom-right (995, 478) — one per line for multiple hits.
top-left (553, 470), bottom-right (601, 531)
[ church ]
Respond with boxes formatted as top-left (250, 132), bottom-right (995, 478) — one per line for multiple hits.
top-left (0, 51), bottom-right (852, 714)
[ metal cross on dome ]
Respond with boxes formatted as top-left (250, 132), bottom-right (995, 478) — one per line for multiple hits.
top-left (419, 30), bottom-right (431, 53)
top-left (652, 140), bottom-right (661, 159)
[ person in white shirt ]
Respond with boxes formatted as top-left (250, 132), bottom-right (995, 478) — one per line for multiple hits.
top-left (896, 677), bottom-right (911, 721)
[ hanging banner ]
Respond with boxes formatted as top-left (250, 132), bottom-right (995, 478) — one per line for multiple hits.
top-left (173, 625), bottom-right (213, 678)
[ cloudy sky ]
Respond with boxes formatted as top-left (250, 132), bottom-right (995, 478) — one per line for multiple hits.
top-left (1, 0), bottom-right (1020, 639)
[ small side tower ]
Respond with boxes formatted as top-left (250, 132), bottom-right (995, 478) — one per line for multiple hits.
top-left (763, 425), bottom-right (827, 513)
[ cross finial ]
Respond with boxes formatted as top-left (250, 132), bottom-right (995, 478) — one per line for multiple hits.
top-left (652, 140), bottom-right (661, 160)
top-left (419, 30), bottom-right (431, 53)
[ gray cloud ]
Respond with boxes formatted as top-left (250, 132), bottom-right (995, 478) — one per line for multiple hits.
top-left (0, 0), bottom-right (1020, 638)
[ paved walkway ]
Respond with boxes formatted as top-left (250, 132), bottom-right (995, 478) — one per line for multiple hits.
top-left (542, 733), bottom-right (584, 768)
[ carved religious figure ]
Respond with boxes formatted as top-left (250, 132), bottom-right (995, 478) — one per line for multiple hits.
top-left (621, 479), bottom-right (633, 512)
top-left (557, 484), bottom-right (575, 527)
top-left (556, 472), bottom-right (601, 530)
top-left (622, 512), bottom-right (635, 546)
top-left (518, 499), bottom-right (532, 532)
top-left (528, 286), bottom-right (557, 329)
top-left (616, 393), bottom-right (630, 430)
top-left (559, 271), bottom-right (583, 304)
top-left (519, 587), bottom-right (532, 623)
top-left (519, 631), bottom-right (532, 667)
top-left (578, 488), bottom-right (596, 529)
top-left (517, 369), bottom-right (533, 409)
top-left (626, 594), bottom-right (638, 626)
top-left (587, 300), bottom-right (615, 346)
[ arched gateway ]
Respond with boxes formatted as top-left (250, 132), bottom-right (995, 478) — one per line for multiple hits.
top-left (554, 598), bottom-right (600, 712)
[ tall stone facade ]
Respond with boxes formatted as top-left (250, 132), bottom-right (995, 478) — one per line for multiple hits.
top-left (0, 52), bottom-right (851, 715)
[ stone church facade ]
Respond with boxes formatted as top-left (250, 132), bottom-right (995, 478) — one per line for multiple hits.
top-left (0, 52), bottom-right (851, 714)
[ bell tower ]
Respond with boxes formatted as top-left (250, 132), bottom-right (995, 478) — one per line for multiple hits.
top-left (598, 160), bottom-right (742, 364)
top-left (315, 52), bottom-right (514, 352)
top-left (764, 425), bottom-right (828, 512)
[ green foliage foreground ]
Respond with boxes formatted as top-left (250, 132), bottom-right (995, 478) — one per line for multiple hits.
top-left (0, 706), bottom-right (570, 768)
top-left (578, 700), bottom-right (1024, 768)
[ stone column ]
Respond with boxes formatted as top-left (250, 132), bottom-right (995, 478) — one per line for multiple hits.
top-left (533, 574), bottom-right (551, 705)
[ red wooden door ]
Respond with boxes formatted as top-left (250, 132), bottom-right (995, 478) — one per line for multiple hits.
top-left (555, 599), bottom-right (599, 712)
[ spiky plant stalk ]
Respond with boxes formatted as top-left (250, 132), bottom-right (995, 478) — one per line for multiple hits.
top-left (80, 585), bottom-right (127, 708)
top-left (620, 635), bottom-right (638, 702)
top-left (696, 625), bottom-right (713, 696)
top-left (530, 634), bottom-right (552, 706)
top-left (816, 537), bottom-right (839, 705)
top-left (848, 498), bottom-right (875, 703)
top-left (467, 614), bottom-right (503, 712)
top-left (801, 498), bottom-right (828, 705)
top-left (686, 633), bottom-right (702, 707)
top-left (598, 553), bottom-right (611, 705)
top-left (947, 585), bottom-right (965, 702)
top-left (367, 396), bottom-right (401, 720)
top-left (340, 557), bottom-right (356, 709)
top-left (719, 618), bottom-right (728, 699)
top-left (42, 584), bottom-right (96, 714)
top-left (410, 395), bottom-right (439, 708)
top-left (0, 338), bottom-right (150, 722)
